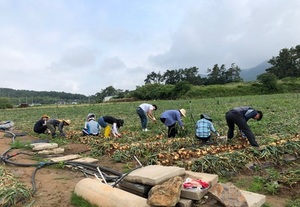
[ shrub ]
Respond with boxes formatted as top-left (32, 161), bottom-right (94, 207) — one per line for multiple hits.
top-left (0, 97), bottom-right (13, 109)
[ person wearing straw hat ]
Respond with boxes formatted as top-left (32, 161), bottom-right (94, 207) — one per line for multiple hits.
top-left (195, 114), bottom-right (220, 145)
top-left (160, 109), bottom-right (186, 138)
top-left (46, 118), bottom-right (71, 138)
top-left (33, 114), bottom-right (50, 134)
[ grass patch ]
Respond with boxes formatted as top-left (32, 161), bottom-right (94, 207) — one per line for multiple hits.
top-left (247, 176), bottom-right (265, 193)
top-left (246, 173), bottom-right (281, 195)
top-left (285, 198), bottom-right (300, 207)
top-left (70, 192), bottom-right (98, 207)
top-left (51, 136), bottom-right (68, 145)
top-left (10, 140), bottom-right (32, 150)
top-left (0, 166), bottom-right (33, 206)
top-left (218, 176), bottom-right (231, 183)
top-left (262, 203), bottom-right (272, 207)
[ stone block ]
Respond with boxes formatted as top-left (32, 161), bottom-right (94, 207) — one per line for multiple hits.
top-left (209, 182), bottom-right (248, 206)
top-left (118, 180), bottom-right (152, 194)
top-left (74, 178), bottom-right (151, 207)
top-left (241, 190), bottom-right (266, 207)
top-left (185, 171), bottom-right (218, 186)
top-left (181, 187), bottom-right (209, 200)
top-left (124, 165), bottom-right (185, 185)
top-left (118, 185), bottom-right (148, 198)
top-left (31, 143), bottom-right (58, 151)
top-left (176, 198), bottom-right (194, 207)
top-left (148, 176), bottom-right (183, 207)
top-left (180, 171), bottom-right (218, 200)
top-left (49, 154), bottom-right (81, 162)
top-left (37, 147), bottom-right (64, 155)
top-left (72, 157), bottom-right (98, 163)
top-left (209, 183), bottom-right (266, 207)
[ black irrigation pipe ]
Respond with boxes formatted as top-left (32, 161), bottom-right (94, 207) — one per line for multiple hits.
top-left (1, 129), bottom-right (145, 204)
top-left (2, 151), bottom-right (48, 167)
top-left (5, 151), bottom-right (34, 159)
top-left (0, 130), bottom-right (48, 206)
top-left (1, 131), bottom-right (124, 184)
top-left (1, 131), bottom-right (60, 196)
top-left (66, 161), bottom-right (121, 182)
top-left (0, 131), bottom-right (16, 162)
top-left (65, 161), bottom-right (124, 182)
top-left (3, 130), bottom-right (16, 142)
top-left (111, 165), bottom-right (143, 188)
top-left (66, 155), bottom-right (145, 186)
top-left (1, 133), bottom-right (130, 185)
top-left (0, 147), bottom-right (12, 160)
top-left (66, 161), bottom-right (123, 177)
top-left (31, 162), bottom-right (59, 194)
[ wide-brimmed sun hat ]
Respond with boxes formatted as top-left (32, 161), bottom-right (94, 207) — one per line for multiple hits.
top-left (41, 114), bottom-right (50, 119)
top-left (179, 109), bottom-right (186, 117)
top-left (63, 119), bottom-right (71, 125)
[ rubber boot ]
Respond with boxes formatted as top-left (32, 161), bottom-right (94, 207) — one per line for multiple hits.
top-left (104, 126), bottom-right (111, 138)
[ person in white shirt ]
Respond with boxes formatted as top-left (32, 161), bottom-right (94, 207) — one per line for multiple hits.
top-left (136, 103), bottom-right (157, 131)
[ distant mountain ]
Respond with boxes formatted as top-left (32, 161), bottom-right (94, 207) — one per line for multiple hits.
top-left (240, 60), bottom-right (272, 81)
top-left (0, 87), bottom-right (90, 105)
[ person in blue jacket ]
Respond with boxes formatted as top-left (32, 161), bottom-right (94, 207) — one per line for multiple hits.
top-left (225, 106), bottom-right (263, 147)
top-left (160, 109), bottom-right (186, 138)
top-left (82, 114), bottom-right (100, 136)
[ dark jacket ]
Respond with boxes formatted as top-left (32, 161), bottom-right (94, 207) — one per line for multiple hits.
top-left (33, 119), bottom-right (47, 134)
top-left (226, 106), bottom-right (259, 147)
top-left (46, 119), bottom-right (65, 133)
top-left (230, 106), bottom-right (258, 122)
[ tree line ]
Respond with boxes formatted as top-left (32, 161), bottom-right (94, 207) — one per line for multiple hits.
top-left (1, 44), bottom-right (300, 108)
top-left (130, 44), bottom-right (300, 99)
top-left (0, 88), bottom-right (90, 108)
top-left (267, 45), bottom-right (300, 78)
top-left (144, 63), bottom-right (242, 86)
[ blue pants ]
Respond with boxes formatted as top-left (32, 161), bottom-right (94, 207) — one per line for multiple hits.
top-left (98, 117), bottom-right (108, 128)
top-left (136, 107), bottom-right (147, 129)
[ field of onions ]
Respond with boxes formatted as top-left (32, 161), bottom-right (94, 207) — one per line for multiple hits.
top-left (1, 93), bottom-right (300, 186)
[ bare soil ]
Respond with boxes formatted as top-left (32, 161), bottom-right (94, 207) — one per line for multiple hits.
top-left (0, 131), bottom-right (124, 207)
top-left (0, 130), bottom-right (299, 207)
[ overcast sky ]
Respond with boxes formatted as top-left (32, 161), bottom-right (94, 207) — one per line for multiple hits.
top-left (1, 0), bottom-right (299, 96)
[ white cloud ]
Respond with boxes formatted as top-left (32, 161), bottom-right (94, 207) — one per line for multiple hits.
top-left (0, 0), bottom-right (300, 95)
top-left (59, 46), bottom-right (96, 68)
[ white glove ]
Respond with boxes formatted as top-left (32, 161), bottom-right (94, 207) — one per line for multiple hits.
top-left (216, 133), bottom-right (220, 137)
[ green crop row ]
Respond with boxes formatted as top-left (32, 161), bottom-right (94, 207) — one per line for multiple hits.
top-left (1, 93), bottom-right (300, 141)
